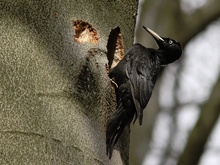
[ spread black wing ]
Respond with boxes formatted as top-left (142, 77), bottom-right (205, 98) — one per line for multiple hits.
top-left (126, 44), bottom-right (160, 125)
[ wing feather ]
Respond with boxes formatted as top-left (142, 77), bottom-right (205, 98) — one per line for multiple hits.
top-left (126, 44), bottom-right (160, 125)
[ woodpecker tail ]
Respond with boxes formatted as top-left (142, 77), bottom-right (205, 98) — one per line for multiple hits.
top-left (106, 101), bottom-right (135, 159)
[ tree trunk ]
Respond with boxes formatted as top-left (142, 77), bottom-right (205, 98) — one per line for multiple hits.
top-left (0, 1), bottom-right (138, 164)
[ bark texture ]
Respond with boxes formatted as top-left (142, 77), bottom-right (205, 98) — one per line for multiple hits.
top-left (0, 1), bottom-right (138, 164)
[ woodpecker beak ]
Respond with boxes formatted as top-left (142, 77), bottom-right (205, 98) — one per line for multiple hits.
top-left (143, 26), bottom-right (164, 42)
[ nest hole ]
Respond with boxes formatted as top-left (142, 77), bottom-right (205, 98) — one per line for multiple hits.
top-left (106, 27), bottom-right (124, 69)
top-left (73, 20), bottom-right (99, 44)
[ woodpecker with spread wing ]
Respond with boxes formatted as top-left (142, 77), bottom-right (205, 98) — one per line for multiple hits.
top-left (106, 26), bottom-right (183, 159)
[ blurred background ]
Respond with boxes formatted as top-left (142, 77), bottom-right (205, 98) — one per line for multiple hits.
top-left (130, 0), bottom-right (220, 165)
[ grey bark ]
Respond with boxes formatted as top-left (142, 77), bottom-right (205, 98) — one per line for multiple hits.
top-left (0, 1), bottom-right (138, 164)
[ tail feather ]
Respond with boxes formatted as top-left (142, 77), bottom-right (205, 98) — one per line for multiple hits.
top-left (106, 102), bottom-right (135, 159)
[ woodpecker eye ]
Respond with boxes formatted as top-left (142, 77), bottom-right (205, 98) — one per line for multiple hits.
top-left (169, 40), bottom-right (173, 45)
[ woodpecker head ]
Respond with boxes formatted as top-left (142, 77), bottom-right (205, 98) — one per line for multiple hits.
top-left (143, 26), bottom-right (182, 64)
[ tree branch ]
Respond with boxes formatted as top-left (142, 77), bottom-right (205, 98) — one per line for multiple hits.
top-left (180, 0), bottom-right (220, 45)
top-left (177, 75), bottom-right (220, 165)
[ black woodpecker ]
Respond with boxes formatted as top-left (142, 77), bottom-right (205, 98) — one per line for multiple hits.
top-left (106, 26), bottom-right (183, 159)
